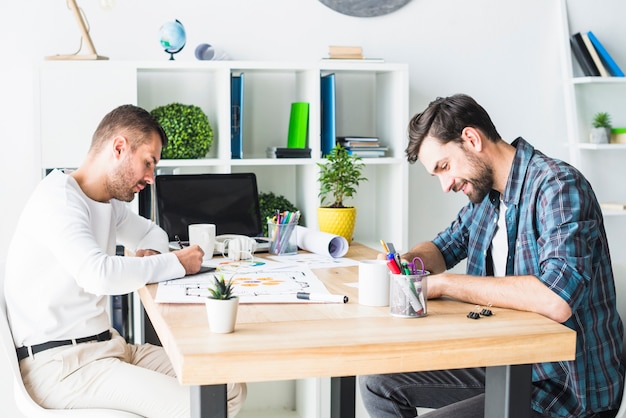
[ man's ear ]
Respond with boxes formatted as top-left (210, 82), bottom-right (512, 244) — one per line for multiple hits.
top-left (111, 136), bottom-right (128, 159)
top-left (461, 127), bottom-right (483, 152)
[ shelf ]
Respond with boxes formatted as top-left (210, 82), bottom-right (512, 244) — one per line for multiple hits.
top-left (572, 76), bottom-right (626, 85)
top-left (576, 143), bottom-right (626, 150)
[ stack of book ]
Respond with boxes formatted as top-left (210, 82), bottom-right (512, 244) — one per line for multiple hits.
top-left (337, 136), bottom-right (387, 158)
top-left (570, 31), bottom-right (624, 77)
top-left (328, 45), bottom-right (363, 60)
top-left (266, 147), bottom-right (311, 159)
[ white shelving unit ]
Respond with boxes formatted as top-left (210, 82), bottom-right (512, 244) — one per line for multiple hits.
top-left (559, 0), bottom-right (626, 297)
top-left (38, 60), bottom-right (409, 251)
top-left (37, 59), bottom-right (409, 418)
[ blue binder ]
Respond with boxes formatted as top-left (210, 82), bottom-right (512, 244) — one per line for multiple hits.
top-left (587, 31), bottom-right (624, 77)
top-left (321, 73), bottom-right (336, 157)
top-left (231, 73), bottom-right (244, 158)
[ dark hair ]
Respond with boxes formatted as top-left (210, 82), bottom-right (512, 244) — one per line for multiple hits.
top-left (405, 94), bottom-right (501, 163)
top-left (90, 104), bottom-right (168, 152)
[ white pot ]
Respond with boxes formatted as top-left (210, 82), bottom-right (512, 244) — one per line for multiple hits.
top-left (205, 297), bottom-right (240, 333)
top-left (590, 127), bottom-right (611, 144)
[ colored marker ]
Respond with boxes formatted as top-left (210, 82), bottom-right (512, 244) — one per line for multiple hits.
top-left (297, 292), bottom-right (348, 303)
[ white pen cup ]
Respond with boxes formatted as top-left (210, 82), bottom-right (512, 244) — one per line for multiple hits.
top-left (389, 272), bottom-right (429, 318)
top-left (268, 221), bottom-right (298, 255)
top-left (358, 259), bottom-right (391, 306)
top-left (188, 224), bottom-right (216, 261)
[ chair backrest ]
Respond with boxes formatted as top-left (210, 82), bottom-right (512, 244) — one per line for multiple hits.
top-left (0, 271), bottom-right (141, 417)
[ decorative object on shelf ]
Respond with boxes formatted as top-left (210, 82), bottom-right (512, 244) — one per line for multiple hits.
top-left (317, 144), bottom-right (367, 243)
top-left (205, 274), bottom-right (239, 333)
top-left (590, 112), bottom-right (612, 144)
top-left (258, 192), bottom-right (301, 237)
top-left (194, 43), bottom-right (230, 61)
top-left (46, 0), bottom-right (110, 60)
top-left (158, 19), bottom-right (186, 60)
top-left (319, 0), bottom-right (412, 17)
top-left (611, 127), bottom-right (626, 144)
top-left (150, 103), bottom-right (213, 159)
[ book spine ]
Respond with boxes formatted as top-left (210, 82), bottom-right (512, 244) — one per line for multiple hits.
top-left (570, 32), bottom-right (600, 77)
top-left (230, 74), bottom-right (244, 158)
top-left (587, 31), bottom-right (625, 77)
top-left (320, 74), bottom-right (336, 157)
top-left (581, 33), bottom-right (609, 77)
top-left (287, 102), bottom-right (309, 149)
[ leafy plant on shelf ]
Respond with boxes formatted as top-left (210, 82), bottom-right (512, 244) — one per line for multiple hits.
top-left (208, 274), bottom-right (235, 300)
top-left (150, 102), bottom-right (213, 159)
top-left (317, 144), bottom-right (367, 208)
top-left (592, 112), bottom-right (612, 128)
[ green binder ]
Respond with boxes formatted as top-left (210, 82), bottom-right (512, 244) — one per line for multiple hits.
top-left (287, 102), bottom-right (309, 149)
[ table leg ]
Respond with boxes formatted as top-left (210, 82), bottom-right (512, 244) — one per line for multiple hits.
top-left (485, 365), bottom-right (532, 418)
top-left (331, 376), bottom-right (356, 418)
top-left (190, 384), bottom-right (227, 418)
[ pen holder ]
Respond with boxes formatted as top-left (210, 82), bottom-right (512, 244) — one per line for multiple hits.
top-left (389, 272), bottom-right (429, 318)
top-left (268, 221), bottom-right (298, 255)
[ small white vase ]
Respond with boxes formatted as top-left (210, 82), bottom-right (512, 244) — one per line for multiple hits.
top-left (590, 127), bottom-right (611, 144)
top-left (205, 297), bottom-right (240, 333)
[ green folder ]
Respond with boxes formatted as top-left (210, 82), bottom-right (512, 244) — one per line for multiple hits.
top-left (287, 102), bottom-right (309, 149)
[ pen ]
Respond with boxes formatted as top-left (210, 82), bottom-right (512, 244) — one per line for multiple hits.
top-left (380, 240), bottom-right (390, 254)
top-left (386, 253), bottom-right (401, 274)
top-left (297, 292), bottom-right (348, 303)
top-left (175, 234), bottom-right (185, 250)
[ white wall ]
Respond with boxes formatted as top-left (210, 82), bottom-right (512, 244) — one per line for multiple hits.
top-left (3, 0), bottom-right (620, 415)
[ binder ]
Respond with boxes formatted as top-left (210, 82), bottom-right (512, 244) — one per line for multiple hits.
top-left (231, 73), bottom-right (244, 158)
top-left (587, 31), bottom-right (625, 77)
top-left (570, 32), bottom-right (600, 77)
top-left (287, 102), bottom-right (309, 149)
top-left (320, 73), bottom-right (336, 157)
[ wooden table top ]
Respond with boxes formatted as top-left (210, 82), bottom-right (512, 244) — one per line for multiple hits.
top-left (139, 243), bottom-right (576, 386)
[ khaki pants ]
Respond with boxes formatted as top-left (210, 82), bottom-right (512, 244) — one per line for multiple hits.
top-left (19, 330), bottom-right (246, 417)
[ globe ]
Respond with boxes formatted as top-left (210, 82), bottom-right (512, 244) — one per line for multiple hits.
top-left (158, 19), bottom-right (186, 60)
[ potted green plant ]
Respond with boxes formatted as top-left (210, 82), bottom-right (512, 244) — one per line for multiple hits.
top-left (590, 112), bottom-right (612, 144)
top-left (150, 102), bottom-right (213, 159)
top-left (205, 274), bottom-right (239, 333)
top-left (316, 144), bottom-right (367, 242)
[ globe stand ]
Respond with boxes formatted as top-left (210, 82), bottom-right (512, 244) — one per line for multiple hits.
top-left (45, 0), bottom-right (108, 61)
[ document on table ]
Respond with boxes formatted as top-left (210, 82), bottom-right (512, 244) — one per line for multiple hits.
top-left (154, 263), bottom-right (332, 304)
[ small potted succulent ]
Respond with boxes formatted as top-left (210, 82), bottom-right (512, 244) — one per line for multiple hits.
top-left (316, 144), bottom-right (367, 243)
top-left (205, 274), bottom-right (239, 333)
top-left (590, 112), bottom-right (612, 144)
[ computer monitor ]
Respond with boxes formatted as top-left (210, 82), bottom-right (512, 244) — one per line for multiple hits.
top-left (154, 173), bottom-right (263, 242)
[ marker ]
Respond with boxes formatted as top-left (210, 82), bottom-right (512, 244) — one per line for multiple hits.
top-left (297, 292), bottom-right (348, 303)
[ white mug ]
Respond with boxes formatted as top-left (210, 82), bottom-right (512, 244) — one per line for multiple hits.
top-left (358, 259), bottom-right (391, 306)
top-left (188, 224), bottom-right (216, 261)
top-left (217, 235), bottom-right (256, 261)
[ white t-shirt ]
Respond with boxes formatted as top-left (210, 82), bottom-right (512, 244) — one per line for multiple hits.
top-left (5, 170), bottom-right (185, 347)
top-left (490, 199), bottom-right (508, 277)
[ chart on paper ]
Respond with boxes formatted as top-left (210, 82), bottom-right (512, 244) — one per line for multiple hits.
top-left (154, 266), bottom-right (331, 304)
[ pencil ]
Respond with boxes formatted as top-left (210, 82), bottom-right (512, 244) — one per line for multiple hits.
top-left (380, 240), bottom-right (390, 254)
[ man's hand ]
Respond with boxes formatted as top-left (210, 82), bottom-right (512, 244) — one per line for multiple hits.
top-left (174, 245), bottom-right (205, 275)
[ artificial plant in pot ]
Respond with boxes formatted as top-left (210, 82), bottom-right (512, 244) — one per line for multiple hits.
top-left (150, 103), bottom-right (213, 159)
top-left (590, 112), bottom-right (611, 144)
top-left (317, 144), bottom-right (367, 243)
top-left (205, 274), bottom-right (239, 334)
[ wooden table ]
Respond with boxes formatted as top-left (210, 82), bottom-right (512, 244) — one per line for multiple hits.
top-left (139, 243), bottom-right (576, 418)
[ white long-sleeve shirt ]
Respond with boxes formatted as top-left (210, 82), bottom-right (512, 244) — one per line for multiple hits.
top-left (5, 170), bottom-right (185, 347)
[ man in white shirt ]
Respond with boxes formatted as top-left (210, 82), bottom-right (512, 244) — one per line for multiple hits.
top-left (4, 104), bottom-right (246, 417)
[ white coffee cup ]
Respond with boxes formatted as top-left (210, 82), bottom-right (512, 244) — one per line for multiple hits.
top-left (358, 259), bottom-right (391, 306)
top-left (188, 224), bottom-right (216, 261)
top-left (218, 235), bottom-right (256, 262)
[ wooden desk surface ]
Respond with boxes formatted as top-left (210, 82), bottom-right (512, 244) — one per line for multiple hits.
top-left (139, 243), bottom-right (576, 386)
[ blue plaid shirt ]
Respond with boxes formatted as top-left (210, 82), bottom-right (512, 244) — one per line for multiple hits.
top-left (432, 138), bottom-right (624, 417)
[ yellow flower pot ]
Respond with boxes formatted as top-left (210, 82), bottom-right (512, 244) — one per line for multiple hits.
top-left (317, 207), bottom-right (357, 243)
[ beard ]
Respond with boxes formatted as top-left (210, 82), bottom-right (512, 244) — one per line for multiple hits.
top-left (463, 152), bottom-right (494, 204)
top-left (106, 154), bottom-right (145, 202)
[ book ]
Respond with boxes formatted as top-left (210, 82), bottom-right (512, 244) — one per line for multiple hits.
top-left (266, 147), bottom-right (311, 158)
top-left (230, 73), bottom-right (244, 158)
top-left (287, 102), bottom-right (309, 148)
top-left (320, 73), bottom-right (336, 157)
top-left (581, 33), bottom-right (609, 77)
top-left (570, 32), bottom-right (600, 77)
top-left (347, 148), bottom-right (386, 158)
top-left (337, 136), bottom-right (379, 142)
top-left (329, 45), bottom-right (363, 59)
top-left (587, 31), bottom-right (625, 77)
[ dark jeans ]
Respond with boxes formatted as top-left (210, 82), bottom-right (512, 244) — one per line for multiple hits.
top-left (358, 368), bottom-right (619, 418)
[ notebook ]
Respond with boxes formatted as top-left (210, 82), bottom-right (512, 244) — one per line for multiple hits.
top-left (154, 173), bottom-right (269, 253)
